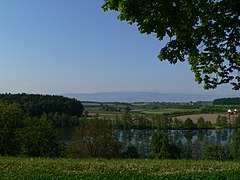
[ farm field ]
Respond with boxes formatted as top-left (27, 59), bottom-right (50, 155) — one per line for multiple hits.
top-left (1, 157), bottom-right (240, 179)
top-left (83, 102), bottom-right (203, 116)
top-left (82, 101), bottom-right (231, 126)
top-left (142, 108), bottom-right (201, 115)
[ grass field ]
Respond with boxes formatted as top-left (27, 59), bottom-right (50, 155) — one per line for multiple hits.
top-left (1, 157), bottom-right (240, 179)
top-left (142, 108), bottom-right (201, 115)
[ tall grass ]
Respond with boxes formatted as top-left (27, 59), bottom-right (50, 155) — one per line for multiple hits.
top-left (1, 157), bottom-right (240, 179)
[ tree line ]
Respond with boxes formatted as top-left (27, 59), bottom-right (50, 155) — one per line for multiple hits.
top-left (0, 93), bottom-right (84, 116)
top-left (0, 93), bottom-right (84, 128)
top-left (213, 98), bottom-right (240, 106)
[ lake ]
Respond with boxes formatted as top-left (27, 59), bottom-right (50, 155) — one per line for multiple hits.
top-left (58, 128), bottom-right (237, 158)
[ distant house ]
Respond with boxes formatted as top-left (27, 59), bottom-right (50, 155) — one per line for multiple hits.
top-left (227, 108), bottom-right (239, 115)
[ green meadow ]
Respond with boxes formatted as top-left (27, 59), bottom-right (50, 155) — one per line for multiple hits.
top-left (1, 157), bottom-right (240, 179)
top-left (142, 108), bottom-right (201, 115)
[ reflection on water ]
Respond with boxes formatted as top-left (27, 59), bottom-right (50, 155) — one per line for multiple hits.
top-left (116, 129), bottom-right (235, 157)
top-left (59, 128), bottom-right (237, 158)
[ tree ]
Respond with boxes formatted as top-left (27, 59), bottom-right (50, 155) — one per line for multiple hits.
top-left (151, 131), bottom-right (180, 159)
top-left (172, 118), bottom-right (183, 129)
top-left (102, 0), bottom-right (240, 89)
top-left (192, 139), bottom-right (202, 160)
top-left (0, 102), bottom-right (26, 155)
top-left (234, 115), bottom-right (240, 127)
top-left (20, 114), bottom-right (65, 157)
top-left (216, 115), bottom-right (228, 127)
top-left (204, 143), bottom-right (225, 160)
top-left (230, 129), bottom-right (240, 160)
top-left (67, 119), bottom-right (122, 158)
top-left (196, 117), bottom-right (206, 129)
top-left (184, 117), bottom-right (197, 129)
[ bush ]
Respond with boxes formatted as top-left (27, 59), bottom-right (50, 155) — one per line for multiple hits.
top-left (0, 102), bottom-right (26, 155)
top-left (19, 114), bottom-right (66, 157)
top-left (67, 119), bottom-right (122, 158)
top-left (122, 145), bottom-right (139, 158)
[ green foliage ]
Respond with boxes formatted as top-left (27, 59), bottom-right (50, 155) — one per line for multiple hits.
top-left (47, 112), bottom-right (80, 128)
top-left (19, 114), bottom-right (65, 157)
top-left (0, 101), bottom-right (65, 157)
top-left (204, 143), bottom-right (225, 161)
top-left (197, 117), bottom-right (205, 128)
top-left (216, 115), bottom-right (229, 128)
top-left (0, 93), bottom-right (84, 128)
top-left (151, 132), bottom-right (170, 159)
top-left (144, 108), bottom-right (201, 116)
top-left (122, 144), bottom-right (139, 158)
top-left (0, 102), bottom-right (26, 155)
top-left (172, 118), bottom-right (183, 129)
top-left (200, 105), bottom-right (225, 113)
top-left (213, 97), bottom-right (240, 105)
top-left (2, 157), bottom-right (240, 179)
top-left (184, 117), bottom-right (197, 129)
top-left (151, 131), bottom-right (180, 159)
top-left (233, 115), bottom-right (240, 127)
top-left (196, 117), bottom-right (207, 129)
top-left (151, 115), bottom-right (172, 129)
top-left (230, 129), bottom-right (240, 160)
top-left (0, 93), bottom-right (84, 117)
top-left (67, 119), bottom-right (122, 158)
top-left (192, 139), bottom-right (202, 160)
top-left (103, 0), bottom-right (240, 89)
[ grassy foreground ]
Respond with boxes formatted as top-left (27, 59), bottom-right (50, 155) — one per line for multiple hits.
top-left (1, 157), bottom-right (240, 179)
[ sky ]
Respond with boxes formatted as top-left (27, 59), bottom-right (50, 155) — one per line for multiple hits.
top-left (0, 0), bottom-right (239, 97)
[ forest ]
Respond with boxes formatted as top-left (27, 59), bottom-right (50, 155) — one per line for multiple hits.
top-left (0, 93), bottom-right (84, 128)
top-left (213, 97), bottom-right (240, 106)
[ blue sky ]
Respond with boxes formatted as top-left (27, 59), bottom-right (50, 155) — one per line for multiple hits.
top-left (0, 0), bottom-right (238, 96)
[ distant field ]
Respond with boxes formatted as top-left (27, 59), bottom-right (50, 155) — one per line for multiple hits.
top-left (142, 108), bottom-right (201, 115)
top-left (82, 102), bottom-right (232, 126)
top-left (175, 113), bottom-right (228, 123)
top-left (1, 157), bottom-right (240, 179)
top-left (86, 108), bottom-right (202, 119)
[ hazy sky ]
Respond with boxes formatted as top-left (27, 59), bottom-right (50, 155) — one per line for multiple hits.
top-left (0, 0), bottom-right (238, 96)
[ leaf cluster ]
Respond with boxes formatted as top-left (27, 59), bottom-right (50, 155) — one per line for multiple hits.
top-left (103, 0), bottom-right (240, 89)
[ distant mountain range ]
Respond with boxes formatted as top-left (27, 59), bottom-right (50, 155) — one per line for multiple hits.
top-left (63, 91), bottom-right (239, 102)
